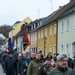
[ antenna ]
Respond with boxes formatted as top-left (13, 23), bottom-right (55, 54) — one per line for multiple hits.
top-left (48, 0), bottom-right (53, 13)
top-left (38, 10), bottom-right (40, 20)
top-left (38, 10), bottom-right (40, 26)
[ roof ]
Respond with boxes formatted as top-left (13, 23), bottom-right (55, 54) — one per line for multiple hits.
top-left (30, 1), bottom-right (75, 32)
top-left (14, 30), bottom-right (23, 38)
top-left (13, 21), bottom-right (21, 25)
top-left (30, 17), bottom-right (49, 32)
top-left (42, 1), bottom-right (75, 27)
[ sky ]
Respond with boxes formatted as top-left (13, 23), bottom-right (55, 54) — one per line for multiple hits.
top-left (0, 0), bottom-right (70, 26)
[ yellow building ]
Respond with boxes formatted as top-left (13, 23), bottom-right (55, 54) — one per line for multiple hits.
top-left (9, 17), bottom-right (32, 38)
top-left (37, 22), bottom-right (57, 56)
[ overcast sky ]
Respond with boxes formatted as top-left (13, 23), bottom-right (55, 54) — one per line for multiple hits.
top-left (0, 0), bottom-right (70, 26)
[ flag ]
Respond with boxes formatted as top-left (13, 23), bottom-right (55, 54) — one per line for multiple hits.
top-left (8, 38), bottom-right (14, 54)
top-left (23, 26), bottom-right (30, 50)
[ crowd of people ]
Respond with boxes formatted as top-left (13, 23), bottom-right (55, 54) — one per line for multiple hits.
top-left (0, 49), bottom-right (75, 75)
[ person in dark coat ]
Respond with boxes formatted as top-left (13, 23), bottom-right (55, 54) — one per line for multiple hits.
top-left (14, 49), bottom-right (18, 75)
top-left (17, 53), bottom-right (26, 75)
top-left (5, 51), bottom-right (16, 75)
top-left (39, 50), bottom-right (44, 62)
top-left (47, 54), bottom-right (72, 75)
top-left (38, 57), bottom-right (53, 75)
top-left (69, 69), bottom-right (75, 75)
top-left (27, 53), bottom-right (42, 75)
top-left (68, 57), bottom-right (74, 69)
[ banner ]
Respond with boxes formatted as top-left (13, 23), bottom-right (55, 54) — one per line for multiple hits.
top-left (23, 26), bottom-right (30, 50)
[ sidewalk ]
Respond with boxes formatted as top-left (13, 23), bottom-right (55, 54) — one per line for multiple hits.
top-left (0, 64), bottom-right (6, 75)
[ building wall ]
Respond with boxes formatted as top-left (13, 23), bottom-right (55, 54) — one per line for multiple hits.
top-left (9, 17), bottom-right (32, 38)
top-left (30, 32), bottom-right (38, 53)
top-left (37, 22), bottom-right (57, 56)
top-left (58, 12), bottom-right (75, 58)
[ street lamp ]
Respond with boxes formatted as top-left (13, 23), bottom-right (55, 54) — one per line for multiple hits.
top-left (43, 36), bottom-right (47, 57)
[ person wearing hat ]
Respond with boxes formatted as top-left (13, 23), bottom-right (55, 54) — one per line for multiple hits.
top-left (27, 53), bottom-right (42, 75)
top-left (38, 57), bottom-right (53, 75)
top-left (47, 54), bottom-right (72, 75)
top-left (4, 51), bottom-right (16, 75)
top-left (39, 50), bottom-right (44, 62)
top-left (69, 68), bottom-right (75, 75)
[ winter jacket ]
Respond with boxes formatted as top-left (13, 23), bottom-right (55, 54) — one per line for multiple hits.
top-left (27, 59), bottom-right (42, 75)
top-left (5, 56), bottom-right (16, 75)
top-left (38, 63), bottom-right (53, 75)
top-left (17, 58), bottom-right (25, 75)
top-left (47, 65), bottom-right (72, 75)
top-left (69, 69), bottom-right (75, 75)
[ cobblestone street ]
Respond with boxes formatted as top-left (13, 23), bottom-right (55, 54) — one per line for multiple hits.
top-left (0, 64), bottom-right (6, 75)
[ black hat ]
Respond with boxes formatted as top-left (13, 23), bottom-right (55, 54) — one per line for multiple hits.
top-left (8, 51), bottom-right (12, 54)
top-left (45, 57), bottom-right (52, 61)
top-left (39, 50), bottom-right (42, 53)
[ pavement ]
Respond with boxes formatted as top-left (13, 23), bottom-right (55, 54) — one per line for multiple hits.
top-left (0, 64), bottom-right (6, 75)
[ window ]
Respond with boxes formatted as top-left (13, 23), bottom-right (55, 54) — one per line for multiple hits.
top-left (34, 33), bottom-right (36, 41)
top-left (61, 44), bottom-right (64, 53)
top-left (32, 34), bottom-right (33, 41)
top-left (54, 24), bottom-right (56, 35)
top-left (53, 44), bottom-right (56, 54)
top-left (34, 24), bottom-right (36, 28)
top-left (66, 44), bottom-right (69, 55)
top-left (45, 28), bottom-right (47, 37)
top-left (35, 32), bottom-right (37, 41)
top-left (50, 45), bottom-right (52, 53)
top-left (31, 25), bottom-right (33, 30)
top-left (50, 26), bottom-right (52, 36)
top-left (38, 22), bottom-right (40, 27)
top-left (41, 30), bottom-right (43, 38)
top-left (66, 19), bottom-right (69, 32)
top-left (40, 20), bottom-right (42, 25)
top-left (38, 31), bottom-right (40, 39)
top-left (31, 34), bottom-right (33, 42)
top-left (61, 21), bottom-right (64, 33)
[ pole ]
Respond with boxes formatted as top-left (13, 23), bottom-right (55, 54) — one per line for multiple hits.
top-left (43, 36), bottom-right (47, 57)
top-left (44, 41), bottom-right (46, 57)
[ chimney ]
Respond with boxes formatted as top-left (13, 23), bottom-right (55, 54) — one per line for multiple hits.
top-left (59, 6), bottom-right (62, 9)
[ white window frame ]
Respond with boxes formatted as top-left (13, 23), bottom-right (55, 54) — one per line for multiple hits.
top-left (60, 44), bottom-right (64, 53)
top-left (66, 18), bottom-right (69, 32)
top-left (54, 24), bottom-right (56, 35)
top-left (34, 23), bottom-right (36, 28)
top-left (49, 45), bottom-right (52, 53)
top-left (38, 31), bottom-right (40, 39)
top-left (31, 25), bottom-right (33, 30)
top-left (38, 22), bottom-right (39, 27)
top-left (61, 20), bottom-right (64, 33)
top-left (31, 34), bottom-right (33, 42)
top-left (35, 32), bottom-right (37, 41)
top-left (41, 30), bottom-right (43, 38)
top-left (45, 28), bottom-right (47, 37)
top-left (66, 43), bottom-right (69, 55)
top-left (50, 26), bottom-right (52, 36)
top-left (53, 44), bottom-right (56, 54)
